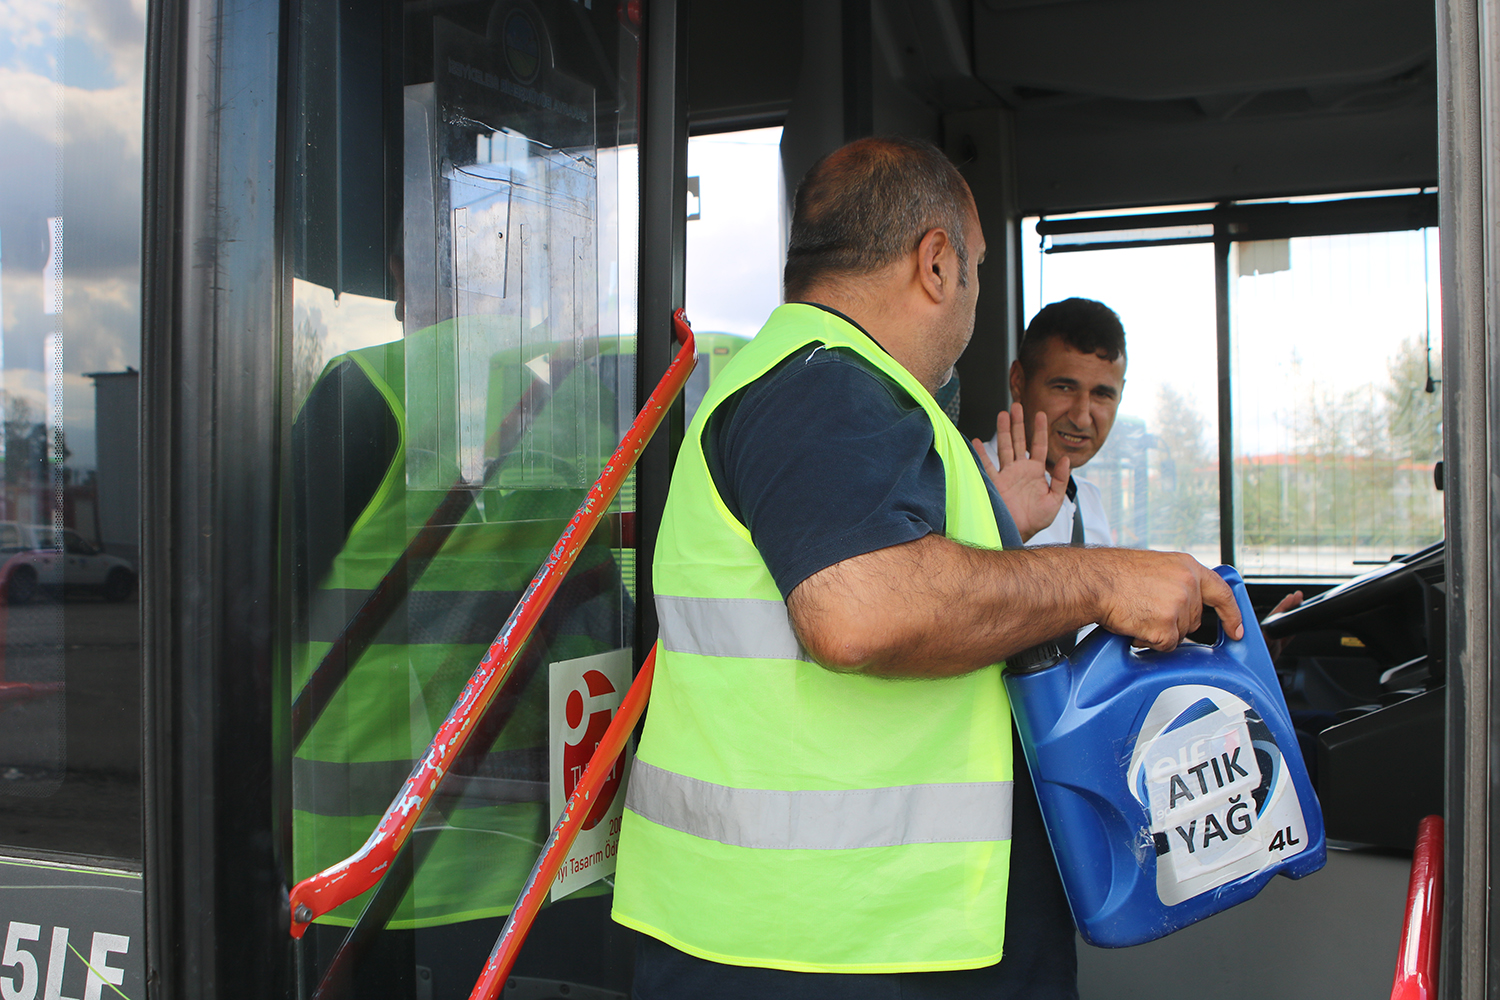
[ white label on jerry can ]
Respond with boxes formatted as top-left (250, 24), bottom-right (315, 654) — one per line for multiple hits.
top-left (1128, 685), bottom-right (1310, 906)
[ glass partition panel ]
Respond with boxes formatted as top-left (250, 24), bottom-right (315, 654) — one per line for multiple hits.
top-left (1231, 230), bottom-right (1443, 576)
top-left (287, 2), bottom-right (639, 997)
top-left (0, 0), bottom-right (144, 863)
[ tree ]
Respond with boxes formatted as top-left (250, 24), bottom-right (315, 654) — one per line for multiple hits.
top-left (1384, 336), bottom-right (1442, 465)
top-left (293, 303), bottom-right (329, 414)
top-left (3, 399), bottom-right (47, 487)
top-left (1149, 384), bottom-right (1216, 551)
top-left (1382, 336), bottom-right (1444, 546)
top-left (1236, 334), bottom-right (1442, 557)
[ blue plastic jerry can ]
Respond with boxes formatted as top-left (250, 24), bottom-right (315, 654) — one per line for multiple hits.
top-left (1004, 565), bottom-right (1326, 948)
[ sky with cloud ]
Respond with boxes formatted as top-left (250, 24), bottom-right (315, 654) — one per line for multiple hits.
top-left (1, 0), bottom-right (146, 473)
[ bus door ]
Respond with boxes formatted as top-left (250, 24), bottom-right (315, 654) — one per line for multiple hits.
top-left (285, 2), bottom-right (646, 997)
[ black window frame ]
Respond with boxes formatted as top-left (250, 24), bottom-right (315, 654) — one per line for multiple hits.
top-left (1031, 192), bottom-right (1440, 570)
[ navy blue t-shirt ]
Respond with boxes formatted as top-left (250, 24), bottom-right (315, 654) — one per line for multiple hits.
top-left (704, 312), bottom-right (1023, 599)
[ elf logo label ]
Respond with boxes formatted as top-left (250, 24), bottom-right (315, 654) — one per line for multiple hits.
top-left (562, 668), bottom-right (623, 829)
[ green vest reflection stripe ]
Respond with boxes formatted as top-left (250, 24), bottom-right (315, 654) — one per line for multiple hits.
top-left (293, 331), bottom-right (620, 930)
top-left (612, 303), bottom-right (1013, 974)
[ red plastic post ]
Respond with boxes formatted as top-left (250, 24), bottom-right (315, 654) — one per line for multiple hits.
top-left (1391, 814), bottom-right (1444, 1000)
top-left (288, 311), bottom-right (695, 938)
top-left (467, 648), bottom-right (657, 1000)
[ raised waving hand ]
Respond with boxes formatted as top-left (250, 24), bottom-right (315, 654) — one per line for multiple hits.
top-left (973, 403), bottom-right (1072, 543)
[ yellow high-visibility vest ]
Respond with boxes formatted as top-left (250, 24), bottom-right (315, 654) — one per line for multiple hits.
top-left (612, 303), bottom-right (1014, 973)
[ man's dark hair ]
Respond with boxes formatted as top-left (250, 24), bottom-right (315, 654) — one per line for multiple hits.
top-left (783, 137), bottom-right (973, 300)
top-left (1017, 298), bottom-right (1127, 373)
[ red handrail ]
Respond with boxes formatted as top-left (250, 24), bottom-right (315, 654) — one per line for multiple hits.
top-left (288, 311), bottom-right (696, 938)
top-left (468, 648), bottom-right (657, 1000)
top-left (1391, 814), bottom-right (1444, 1000)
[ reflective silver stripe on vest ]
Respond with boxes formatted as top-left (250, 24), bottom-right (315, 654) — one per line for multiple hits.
top-left (656, 595), bottom-right (812, 661)
top-left (625, 760), bottom-right (1012, 850)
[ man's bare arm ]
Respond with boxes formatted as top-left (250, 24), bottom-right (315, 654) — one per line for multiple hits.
top-left (787, 534), bottom-right (1244, 678)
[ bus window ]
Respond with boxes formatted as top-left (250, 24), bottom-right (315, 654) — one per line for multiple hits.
top-left (0, 0), bottom-right (146, 991)
top-left (678, 126), bottom-right (781, 423)
top-left (1232, 228), bottom-right (1442, 576)
top-left (0, 0), bottom-right (144, 856)
top-left (1024, 198), bottom-right (1442, 578)
top-left (683, 126), bottom-right (785, 337)
top-left (1023, 228), bottom-right (1221, 562)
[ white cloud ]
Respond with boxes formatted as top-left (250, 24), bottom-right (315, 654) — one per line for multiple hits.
top-left (0, 65), bottom-right (58, 140)
top-left (0, 67), bottom-right (144, 277)
top-left (295, 279), bottom-right (404, 361)
top-left (0, 0), bottom-right (62, 53)
top-left (0, 0), bottom-right (144, 89)
top-left (2, 268), bottom-right (140, 376)
top-left (0, 65), bottom-right (142, 156)
top-left (70, 0), bottom-right (146, 86)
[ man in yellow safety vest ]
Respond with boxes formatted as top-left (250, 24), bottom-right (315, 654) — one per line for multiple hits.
top-left (611, 136), bottom-right (1243, 998)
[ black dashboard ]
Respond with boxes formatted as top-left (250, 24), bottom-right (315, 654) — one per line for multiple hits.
top-left (1259, 541), bottom-right (1445, 850)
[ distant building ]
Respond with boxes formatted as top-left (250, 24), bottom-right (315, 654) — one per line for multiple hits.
top-left (87, 370), bottom-right (139, 569)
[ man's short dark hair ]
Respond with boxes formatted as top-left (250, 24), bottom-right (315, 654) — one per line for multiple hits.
top-left (783, 137), bottom-right (973, 300)
top-left (1017, 298), bottom-right (1127, 373)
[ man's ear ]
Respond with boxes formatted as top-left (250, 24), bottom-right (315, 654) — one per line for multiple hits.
top-left (1009, 359), bottom-right (1025, 401)
top-left (915, 227), bottom-right (954, 303)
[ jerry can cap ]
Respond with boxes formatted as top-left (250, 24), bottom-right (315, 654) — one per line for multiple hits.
top-left (1005, 639), bottom-right (1066, 676)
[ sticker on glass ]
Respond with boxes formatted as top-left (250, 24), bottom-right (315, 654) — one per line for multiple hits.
top-left (548, 648), bottom-right (632, 901)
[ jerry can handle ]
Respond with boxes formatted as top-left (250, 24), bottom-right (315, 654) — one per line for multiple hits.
top-left (1186, 604), bottom-right (1222, 646)
top-left (1006, 565), bottom-right (1260, 675)
top-left (1070, 564), bottom-right (1260, 669)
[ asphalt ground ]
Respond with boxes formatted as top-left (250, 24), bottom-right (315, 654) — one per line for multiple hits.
top-left (0, 597), bottom-right (141, 861)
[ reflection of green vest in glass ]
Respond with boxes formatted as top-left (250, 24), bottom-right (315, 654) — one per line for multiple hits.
top-left (612, 304), bottom-right (1014, 973)
top-left (293, 322), bottom-right (624, 929)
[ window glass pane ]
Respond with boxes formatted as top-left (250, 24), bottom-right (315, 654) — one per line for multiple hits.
top-left (682, 126), bottom-right (782, 423)
top-left (286, 3), bottom-right (639, 996)
top-left (1231, 230), bottom-right (1443, 576)
top-left (0, 0), bottom-right (143, 860)
top-left (683, 128), bottom-right (784, 332)
top-left (1022, 234), bottom-right (1220, 563)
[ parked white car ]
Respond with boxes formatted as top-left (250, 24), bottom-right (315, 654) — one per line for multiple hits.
top-left (0, 523), bottom-right (137, 603)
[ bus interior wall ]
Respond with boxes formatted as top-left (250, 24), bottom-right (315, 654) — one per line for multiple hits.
top-left (692, 0), bottom-right (1437, 438)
